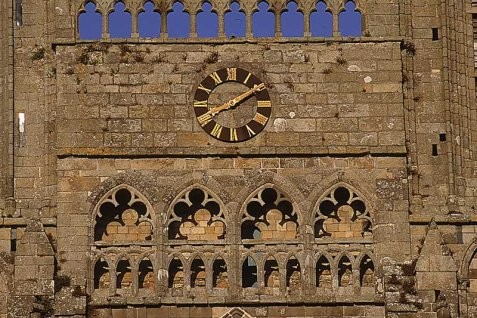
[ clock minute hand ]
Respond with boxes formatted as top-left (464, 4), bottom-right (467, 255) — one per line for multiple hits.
top-left (208, 83), bottom-right (266, 116)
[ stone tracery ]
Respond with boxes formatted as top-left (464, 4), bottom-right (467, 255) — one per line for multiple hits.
top-left (241, 187), bottom-right (298, 240)
top-left (168, 187), bottom-right (225, 240)
top-left (314, 186), bottom-right (372, 239)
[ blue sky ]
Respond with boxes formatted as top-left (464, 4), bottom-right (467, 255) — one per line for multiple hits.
top-left (79, 1), bottom-right (362, 40)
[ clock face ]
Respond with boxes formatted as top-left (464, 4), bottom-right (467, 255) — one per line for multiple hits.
top-left (193, 67), bottom-right (271, 142)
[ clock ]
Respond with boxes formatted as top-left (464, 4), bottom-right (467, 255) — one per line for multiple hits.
top-left (193, 67), bottom-right (271, 142)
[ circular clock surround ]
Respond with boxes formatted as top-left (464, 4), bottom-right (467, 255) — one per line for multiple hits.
top-left (193, 67), bottom-right (271, 142)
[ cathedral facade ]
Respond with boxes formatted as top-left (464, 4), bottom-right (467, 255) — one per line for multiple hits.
top-left (0, 0), bottom-right (476, 317)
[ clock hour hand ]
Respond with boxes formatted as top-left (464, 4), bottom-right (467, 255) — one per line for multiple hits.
top-left (208, 83), bottom-right (266, 116)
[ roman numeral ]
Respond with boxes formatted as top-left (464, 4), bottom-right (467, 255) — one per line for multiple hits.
top-left (193, 100), bottom-right (208, 108)
top-left (253, 113), bottom-right (269, 125)
top-left (210, 72), bottom-right (222, 85)
top-left (198, 84), bottom-right (212, 94)
top-left (245, 125), bottom-right (256, 137)
top-left (243, 72), bottom-right (251, 84)
top-left (229, 128), bottom-right (238, 141)
top-left (227, 68), bottom-right (237, 81)
top-left (197, 113), bottom-right (212, 127)
top-left (257, 100), bottom-right (271, 108)
top-left (210, 123), bottom-right (223, 138)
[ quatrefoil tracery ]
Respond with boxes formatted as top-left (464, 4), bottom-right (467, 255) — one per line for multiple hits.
top-left (241, 187), bottom-right (298, 240)
top-left (314, 186), bottom-right (372, 239)
top-left (94, 187), bottom-right (154, 242)
top-left (168, 187), bottom-right (226, 240)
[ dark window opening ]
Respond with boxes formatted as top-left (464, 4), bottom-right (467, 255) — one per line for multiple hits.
top-left (286, 258), bottom-right (301, 288)
top-left (116, 258), bottom-right (132, 290)
top-left (212, 258), bottom-right (228, 288)
top-left (264, 258), bottom-right (279, 287)
top-left (432, 144), bottom-right (438, 156)
top-left (138, 258), bottom-right (155, 290)
top-left (432, 28), bottom-right (439, 41)
top-left (242, 256), bottom-right (258, 288)
top-left (191, 258), bottom-right (206, 288)
top-left (439, 133), bottom-right (446, 142)
top-left (15, 0), bottom-right (23, 26)
top-left (359, 256), bottom-right (375, 287)
top-left (10, 229), bottom-right (16, 252)
top-left (316, 256), bottom-right (331, 287)
top-left (338, 256), bottom-right (353, 287)
top-left (94, 258), bottom-right (110, 289)
top-left (168, 258), bottom-right (184, 288)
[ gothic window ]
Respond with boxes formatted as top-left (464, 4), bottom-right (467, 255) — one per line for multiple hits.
top-left (94, 258), bottom-right (110, 290)
top-left (116, 257), bottom-right (132, 293)
top-left (138, 257), bottom-right (155, 290)
top-left (264, 257), bottom-right (280, 288)
top-left (168, 258), bottom-right (184, 288)
top-left (191, 257), bottom-right (206, 288)
top-left (138, 1), bottom-right (161, 38)
top-left (225, 1), bottom-right (246, 38)
top-left (338, 255), bottom-right (353, 287)
top-left (79, 1), bottom-right (102, 40)
top-left (94, 188), bottom-right (153, 243)
top-left (359, 255), bottom-right (375, 287)
top-left (168, 187), bottom-right (225, 241)
top-left (212, 258), bottom-right (228, 288)
top-left (338, 0), bottom-right (362, 37)
top-left (241, 187), bottom-right (298, 240)
top-left (242, 256), bottom-right (258, 288)
top-left (109, 1), bottom-right (132, 38)
top-left (316, 255), bottom-right (332, 287)
top-left (92, 186), bottom-right (155, 297)
top-left (281, 1), bottom-right (304, 37)
top-left (167, 1), bottom-right (190, 38)
top-left (314, 186), bottom-right (372, 239)
top-left (252, 1), bottom-right (275, 37)
top-left (310, 1), bottom-right (332, 37)
top-left (286, 257), bottom-right (301, 289)
top-left (197, 1), bottom-right (219, 38)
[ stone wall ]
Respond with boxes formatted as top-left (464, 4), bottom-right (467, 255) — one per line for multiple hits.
top-left (2, 0), bottom-right (477, 317)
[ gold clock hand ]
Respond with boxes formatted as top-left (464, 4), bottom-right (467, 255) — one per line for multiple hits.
top-left (208, 83), bottom-right (266, 116)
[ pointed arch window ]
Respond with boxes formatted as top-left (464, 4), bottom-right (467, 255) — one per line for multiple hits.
top-left (109, 1), bottom-right (132, 38)
top-left (281, 1), bottom-right (304, 37)
top-left (197, 1), bottom-right (219, 38)
top-left (241, 187), bottom-right (298, 241)
top-left (338, 0), bottom-right (362, 37)
top-left (138, 1), bottom-right (161, 38)
top-left (314, 186), bottom-right (372, 239)
top-left (79, 1), bottom-right (102, 40)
